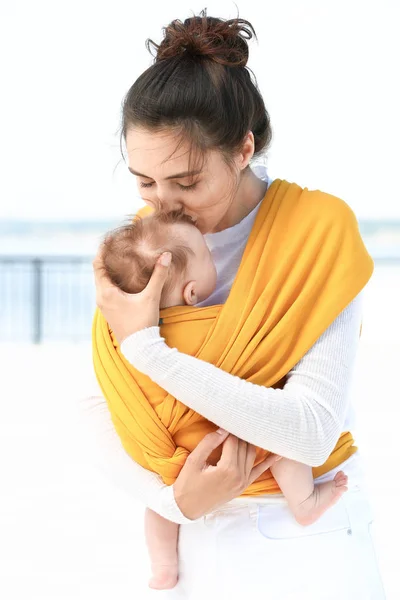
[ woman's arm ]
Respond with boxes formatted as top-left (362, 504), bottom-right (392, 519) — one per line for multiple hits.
top-left (79, 395), bottom-right (276, 521)
top-left (121, 294), bottom-right (363, 467)
top-left (78, 395), bottom-right (196, 524)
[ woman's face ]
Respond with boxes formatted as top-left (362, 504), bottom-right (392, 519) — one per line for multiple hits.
top-left (125, 127), bottom-right (240, 234)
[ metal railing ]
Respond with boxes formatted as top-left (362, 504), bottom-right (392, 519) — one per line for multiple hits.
top-left (1, 253), bottom-right (399, 344)
top-left (0, 256), bottom-right (94, 343)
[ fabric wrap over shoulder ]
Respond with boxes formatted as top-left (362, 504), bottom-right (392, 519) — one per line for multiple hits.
top-left (92, 179), bottom-right (374, 496)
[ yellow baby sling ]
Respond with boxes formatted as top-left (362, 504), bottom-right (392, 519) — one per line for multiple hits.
top-left (92, 179), bottom-right (373, 495)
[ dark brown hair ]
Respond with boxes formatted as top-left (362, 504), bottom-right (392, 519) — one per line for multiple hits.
top-left (102, 210), bottom-right (195, 303)
top-left (121, 9), bottom-right (271, 171)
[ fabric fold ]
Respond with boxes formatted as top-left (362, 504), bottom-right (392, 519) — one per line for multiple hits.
top-left (92, 179), bottom-right (374, 495)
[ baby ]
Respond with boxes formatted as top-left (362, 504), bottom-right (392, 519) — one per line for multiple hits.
top-left (102, 209), bottom-right (349, 590)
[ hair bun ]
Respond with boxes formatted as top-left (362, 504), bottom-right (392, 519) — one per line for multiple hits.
top-left (147, 10), bottom-right (256, 67)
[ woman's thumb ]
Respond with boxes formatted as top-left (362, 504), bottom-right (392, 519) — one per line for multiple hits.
top-left (158, 252), bottom-right (172, 268)
top-left (146, 252), bottom-right (171, 298)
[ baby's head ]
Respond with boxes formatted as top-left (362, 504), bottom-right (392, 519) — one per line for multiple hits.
top-left (102, 210), bottom-right (217, 308)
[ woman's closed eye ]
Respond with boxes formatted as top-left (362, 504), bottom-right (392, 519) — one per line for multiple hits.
top-left (139, 181), bottom-right (198, 192)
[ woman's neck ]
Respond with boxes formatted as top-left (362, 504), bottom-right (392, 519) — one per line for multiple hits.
top-left (212, 168), bottom-right (268, 233)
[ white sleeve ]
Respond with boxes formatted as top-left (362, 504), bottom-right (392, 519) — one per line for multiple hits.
top-left (121, 294), bottom-right (363, 467)
top-left (77, 395), bottom-right (197, 524)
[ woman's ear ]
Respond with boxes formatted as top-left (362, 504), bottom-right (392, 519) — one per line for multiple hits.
top-left (238, 131), bottom-right (255, 170)
top-left (183, 281), bottom-right (198, 306)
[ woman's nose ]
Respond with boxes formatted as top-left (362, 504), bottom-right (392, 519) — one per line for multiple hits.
top-left (156, 188), bottom-right (182, 212)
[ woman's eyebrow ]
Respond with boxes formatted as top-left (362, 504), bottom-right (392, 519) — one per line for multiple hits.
top-left (128, 167), bottom-right (202, 180)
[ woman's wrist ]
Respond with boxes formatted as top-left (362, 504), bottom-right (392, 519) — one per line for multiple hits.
top-left (172, 483), bottom-right (205, 521)
top-left (159, 485), bottom-right (201, 524)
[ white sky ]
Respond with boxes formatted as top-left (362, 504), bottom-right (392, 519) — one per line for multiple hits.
top-left (0, 0), bottom-right (399, 221)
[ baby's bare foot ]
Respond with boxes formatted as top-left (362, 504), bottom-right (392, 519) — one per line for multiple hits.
top-left (293, 471), bottom-right (348, 526)
top-left (149, 564), bottom-right (178, 590)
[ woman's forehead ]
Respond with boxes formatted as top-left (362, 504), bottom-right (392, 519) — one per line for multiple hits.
top-left (126, 129), bottom-right (189, 168)
top-left (125, 127), bottom-right (213, 178)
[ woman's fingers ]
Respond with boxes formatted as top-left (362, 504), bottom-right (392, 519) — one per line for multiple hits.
top-left (244, 442), bottom-right (257, 476)
top-left (237, 438), bottom-right (249, 472)
top-left (185, 429), bottom-right (230, 470)
top-left (218, 433), bottom-right (239, 469)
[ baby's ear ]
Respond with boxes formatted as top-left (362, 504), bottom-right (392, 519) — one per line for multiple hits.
top-left (183, 281), bottom-right (198, 306)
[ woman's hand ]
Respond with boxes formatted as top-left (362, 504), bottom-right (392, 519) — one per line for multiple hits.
top-left (173, 430), bottom-right (280, 520)
top-left (93, 246), bottom-right (171, 345)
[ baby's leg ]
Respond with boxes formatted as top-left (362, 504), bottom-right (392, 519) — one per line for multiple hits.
top-left (144, 508), bottom-right (179, 590)
top-left (270, 458), bottom-right (348, 526)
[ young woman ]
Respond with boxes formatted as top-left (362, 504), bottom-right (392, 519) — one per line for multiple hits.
top-left (87, 11), bottom-right (385, 598)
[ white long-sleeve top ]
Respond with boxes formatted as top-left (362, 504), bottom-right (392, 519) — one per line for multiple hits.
top-left (121, 295), bottom-right (361, 467)
top-left (81, 168), bottom-right (364, 524)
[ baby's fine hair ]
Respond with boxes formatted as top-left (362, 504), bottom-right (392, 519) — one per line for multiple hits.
top-left (102, 210), bottom-right (195, 301)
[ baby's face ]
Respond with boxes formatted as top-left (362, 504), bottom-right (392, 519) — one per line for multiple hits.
top-left (171, 222), bottom-right (217, 304)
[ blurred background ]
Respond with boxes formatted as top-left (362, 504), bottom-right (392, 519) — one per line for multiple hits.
top-left (0, 1), bottom-right (399, 598)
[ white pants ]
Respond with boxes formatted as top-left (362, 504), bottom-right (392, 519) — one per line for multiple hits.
top-left (143, 479), bottom-right (385, 599)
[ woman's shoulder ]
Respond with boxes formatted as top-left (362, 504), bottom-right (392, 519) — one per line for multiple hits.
top-left (304, 186), bottom-right (355, 216)
top-left (278, 180), bottom-right (359, 234)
